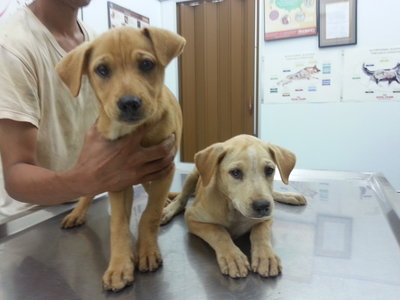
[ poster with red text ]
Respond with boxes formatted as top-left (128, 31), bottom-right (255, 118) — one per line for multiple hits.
top-left (342, 47), bottom-right (400, 102)
top-left (108, 1), bottom-right (149, 29)
top-left (264, 0), bottom-right (317, 40)
top-left (265, 51), bottom-right (342, 103)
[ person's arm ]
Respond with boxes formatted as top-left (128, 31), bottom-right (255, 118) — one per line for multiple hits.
top-left (0, 119), bottom-right (175, 205)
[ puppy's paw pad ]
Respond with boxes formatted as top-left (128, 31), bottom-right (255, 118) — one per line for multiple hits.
top-left (61, 213), bottom-right (86, 229)
top-left (102, 262), bottom-right (134, 292)
top-left (217, 248), bottom-right (250, 278)
top-left (251, 252), bottom-right (282, 277)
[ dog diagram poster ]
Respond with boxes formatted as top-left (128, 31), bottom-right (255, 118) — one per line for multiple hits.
top-left (265, 51), bottom-right (342, 103)
top-left (342, 47), bottom-right (400, 102)
top-left (264, 0), bottom-right (317, 40)
top-left (108, 1), bottom-right (149, 29)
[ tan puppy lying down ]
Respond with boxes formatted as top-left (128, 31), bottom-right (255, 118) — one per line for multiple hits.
top-left (162, 134), bottom-right (306, 278)
top-left (56, 27), bottom-right (185, 291)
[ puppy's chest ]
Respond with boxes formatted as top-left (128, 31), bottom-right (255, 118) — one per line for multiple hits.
top-left (105, 120), bottom-right (136, 140)
top-left (226, 211), bottom-right (261, 239)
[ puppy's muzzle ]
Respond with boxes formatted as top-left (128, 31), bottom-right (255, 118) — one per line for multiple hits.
top-left (252, 199), bottom-right (271, 218)
top-left (117, 95), bottom-right (143, 123)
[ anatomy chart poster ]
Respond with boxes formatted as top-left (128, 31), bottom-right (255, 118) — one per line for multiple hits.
top-left (264, 0), bottom-right (317, 40)
top-left (342, 47), bottom-right (400, 102)
top-left (264, 52), bottom-right (342, 103)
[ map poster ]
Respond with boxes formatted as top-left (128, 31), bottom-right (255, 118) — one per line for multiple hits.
top-left (108, 1), bottom-right (149, 29)
top-left (264, 51), bottom-right (342, 103)
top-left (264, 0), bottom-right (317, 40)
top-left (342, 47), bottom-right (400, 102)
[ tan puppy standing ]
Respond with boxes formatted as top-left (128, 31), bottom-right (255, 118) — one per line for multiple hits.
top-left (56, 27), bottom-right (185, 291)
top-left (162, 134), bottom-right (306, 278)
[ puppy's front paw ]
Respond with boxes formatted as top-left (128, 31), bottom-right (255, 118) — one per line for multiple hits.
top-left (160, 199), bottom-right (185, 225)
top-left (61, 211), bottom-right (86, 228)
top-left (216, 246), bottom-right (250, 278)
top-left (273, 191), bottom-right (307, 206)
top-left (160, 208), bottom-right (174, 225)
top-left (102, 256), bottom-right (135, 292)
top-left (251, 249), bottom-right (282, 277)
top-left (137, 245), bottom-right (163, 272)
top-left (292, 193), bottom-right (307, 205)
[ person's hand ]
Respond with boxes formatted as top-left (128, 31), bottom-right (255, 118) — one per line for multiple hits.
top-left (69, 125), bottom-right (176, 196)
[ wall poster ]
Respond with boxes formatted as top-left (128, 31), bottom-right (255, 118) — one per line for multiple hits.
top-left (107, 1), bottom-right (150, 29)
top-left (265, 51), bottom-right (342, 103)
top-left (264, 0), bottom-right (317, 40)
top-left (342, 47), bottom-right (400, 102)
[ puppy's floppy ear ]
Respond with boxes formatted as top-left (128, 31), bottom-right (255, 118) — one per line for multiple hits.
top-left (142, 27), bottom-right (186, 67)
top-left (194, 143), bottom-right (226, 187)
top-left (55, 41), bottom-right (92, 97)
top-left (265, 143), bottom-right (296, 185)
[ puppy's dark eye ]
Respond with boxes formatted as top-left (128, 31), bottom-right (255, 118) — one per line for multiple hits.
top-left (265, 167), bottom-right (275, 176)
top-left (229, 168), bottom-right (243, 180)
top-left (139, 59), bottom-right (155, 72)
top-left (95, 64), bottom-right (111, 78)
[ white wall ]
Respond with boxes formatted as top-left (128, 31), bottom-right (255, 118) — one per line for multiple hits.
top-left (259, 0), bottom-right (400, 191)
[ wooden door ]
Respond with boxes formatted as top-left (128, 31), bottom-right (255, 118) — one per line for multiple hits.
top-left (178, 0), bottom-right (258, 162)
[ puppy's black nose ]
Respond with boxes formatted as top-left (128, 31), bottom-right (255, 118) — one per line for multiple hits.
top-left (117, 95), bottom-right (143, 123)
top-left (252, 200), bottom-right (271, 216)
top-left (118, 95), bottom-right (142, 113)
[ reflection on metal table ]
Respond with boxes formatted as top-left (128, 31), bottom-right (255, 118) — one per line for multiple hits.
top-left (0, 168), bottom-right (400, 300)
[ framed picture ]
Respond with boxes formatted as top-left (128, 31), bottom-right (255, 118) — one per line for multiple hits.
top-left (107, 1), bottom-right (150, 29)
top-left (264, 0), bottom-right (317, 41)
top-left (318, 0), bottom-right (357, 47)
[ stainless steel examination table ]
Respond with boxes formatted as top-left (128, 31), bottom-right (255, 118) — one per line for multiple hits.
top-left (1, 168), bottom-right (400, 300)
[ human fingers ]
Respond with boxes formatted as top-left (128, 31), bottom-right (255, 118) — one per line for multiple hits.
top-left (140, 161), bottom-right (175, 183)
top-left (140, 134), bottom-right (176, 163)
top-left (142, 149), bottom-right (176, 174)
top-left (85, 124), bottom-right (113, 145)
top-left (122, 122), bottom-right (159, 145)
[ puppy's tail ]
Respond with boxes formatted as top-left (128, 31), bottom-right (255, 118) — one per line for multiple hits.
top-left (161, 168), bottom-right (199, 225)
